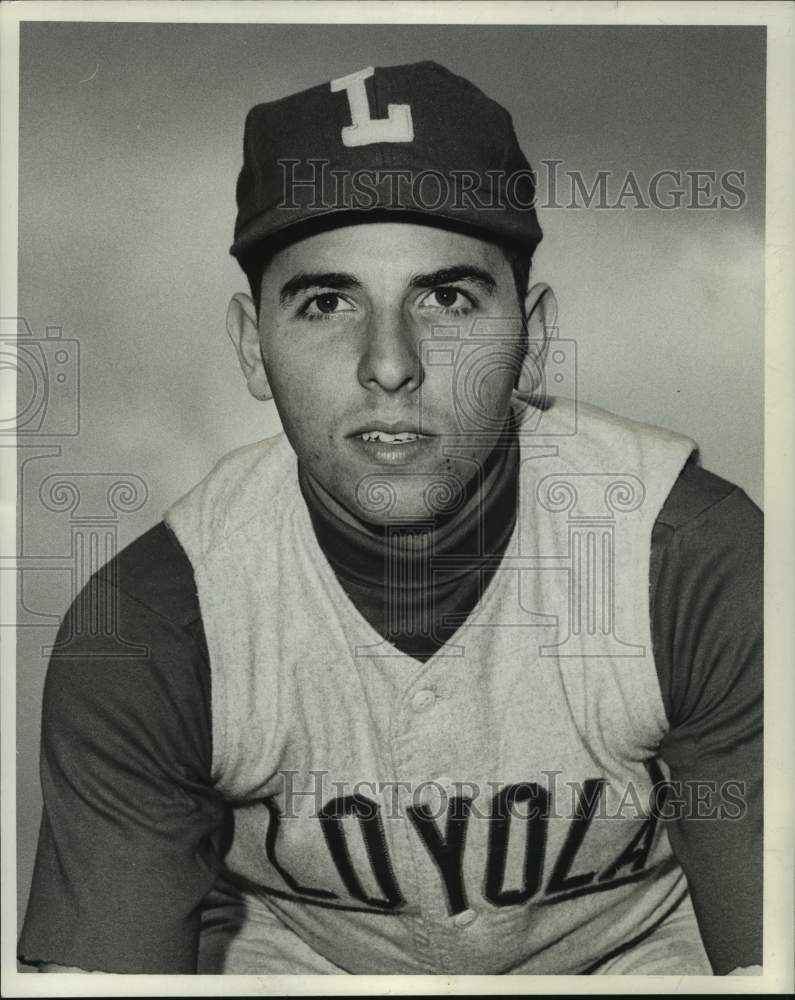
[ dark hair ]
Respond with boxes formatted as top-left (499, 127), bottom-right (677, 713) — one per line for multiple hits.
top-left (239, 213), bottom-right (533, 316)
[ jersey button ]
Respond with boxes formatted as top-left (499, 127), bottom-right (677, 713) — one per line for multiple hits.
top-left (411, 689), bottom-right (436, 712)
top-left (453, 908), bottom-right (477, 928)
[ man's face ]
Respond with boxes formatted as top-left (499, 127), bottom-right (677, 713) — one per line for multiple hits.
top-left (251, 221), bottom-right (529, 526)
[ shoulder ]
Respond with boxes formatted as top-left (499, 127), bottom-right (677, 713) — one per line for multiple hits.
top-left (652, 458), bottom-right (762, 625)
top-left (97, 520), bottom-right (201, 627)
top-left (532, 398), bottom-right (698, 516)
top-left (165, 434), bottom-right (296, 567)
top-left (538, 397), bottom-right (697, 452)
top-left (45, 521), bottom-right (211, 768)
top-left (656, 460), bottom-right (761, 535)
top-left (651, 460), bottom-right (762, 731)
top-left (651, 460), bottom-right (762, 597)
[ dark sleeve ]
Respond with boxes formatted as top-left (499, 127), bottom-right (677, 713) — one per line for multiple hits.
top-left (650, 463), bottom-right (763, 974)
top-left (17, 523), bottom-right (227, 974)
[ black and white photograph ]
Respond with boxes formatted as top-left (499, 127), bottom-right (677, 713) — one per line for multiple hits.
top-left (1, 1), bottom-right (793, 993)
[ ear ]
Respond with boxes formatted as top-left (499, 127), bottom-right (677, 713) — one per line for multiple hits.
top-left (514, 282), bottom-right (558, 400)
top-left (226, 292), bottom-right (272, 401)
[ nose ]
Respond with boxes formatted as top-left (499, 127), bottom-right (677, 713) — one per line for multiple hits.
top-left (357, 311), bottom-right (424, 394)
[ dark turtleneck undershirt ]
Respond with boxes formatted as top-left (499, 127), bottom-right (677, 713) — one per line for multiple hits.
top-left (298, 429), bottom-right (520, 661)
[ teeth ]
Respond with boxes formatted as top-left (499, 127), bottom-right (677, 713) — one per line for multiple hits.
top-left (360, 431), bottom-right (420, 443)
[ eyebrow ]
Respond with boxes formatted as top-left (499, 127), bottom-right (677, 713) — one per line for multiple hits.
top-left (279, 272), bottom-right (362, 305)
top-left (278, 264), bottom-right (497, 306)
top-left (408, 266), bottom-right (496, 294)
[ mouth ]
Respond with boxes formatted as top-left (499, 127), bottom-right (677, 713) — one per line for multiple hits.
top-left (348, 423), bottom-right (435, 465)
top-left (357, 430), bottom-right (428, 444)
top-left (348, 421), bottom-right (434, 443)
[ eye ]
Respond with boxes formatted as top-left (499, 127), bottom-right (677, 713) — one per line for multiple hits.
top-left (302, 292), bottom-right (357, 320)
top-left (418, 286), bottom-right (474, 313)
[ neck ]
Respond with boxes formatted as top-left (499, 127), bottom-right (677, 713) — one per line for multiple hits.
top-left (298, 425), bottom-right (520, 588)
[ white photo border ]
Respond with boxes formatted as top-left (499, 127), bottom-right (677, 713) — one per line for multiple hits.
top-left (1, 2), bottom-right (792, 996)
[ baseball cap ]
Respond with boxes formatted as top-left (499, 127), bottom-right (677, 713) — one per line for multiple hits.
top-left (230, 61), bottom-right (543, 261)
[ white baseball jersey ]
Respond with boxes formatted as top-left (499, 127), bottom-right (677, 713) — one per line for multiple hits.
top-left (165, 397), bottom-right (707, 974)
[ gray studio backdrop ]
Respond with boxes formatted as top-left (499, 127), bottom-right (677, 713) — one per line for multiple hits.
top-left (16, 23), bottom-right (765, 927)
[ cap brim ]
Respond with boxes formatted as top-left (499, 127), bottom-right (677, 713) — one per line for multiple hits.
top-left (230, 200), bottom-right (542, 261)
